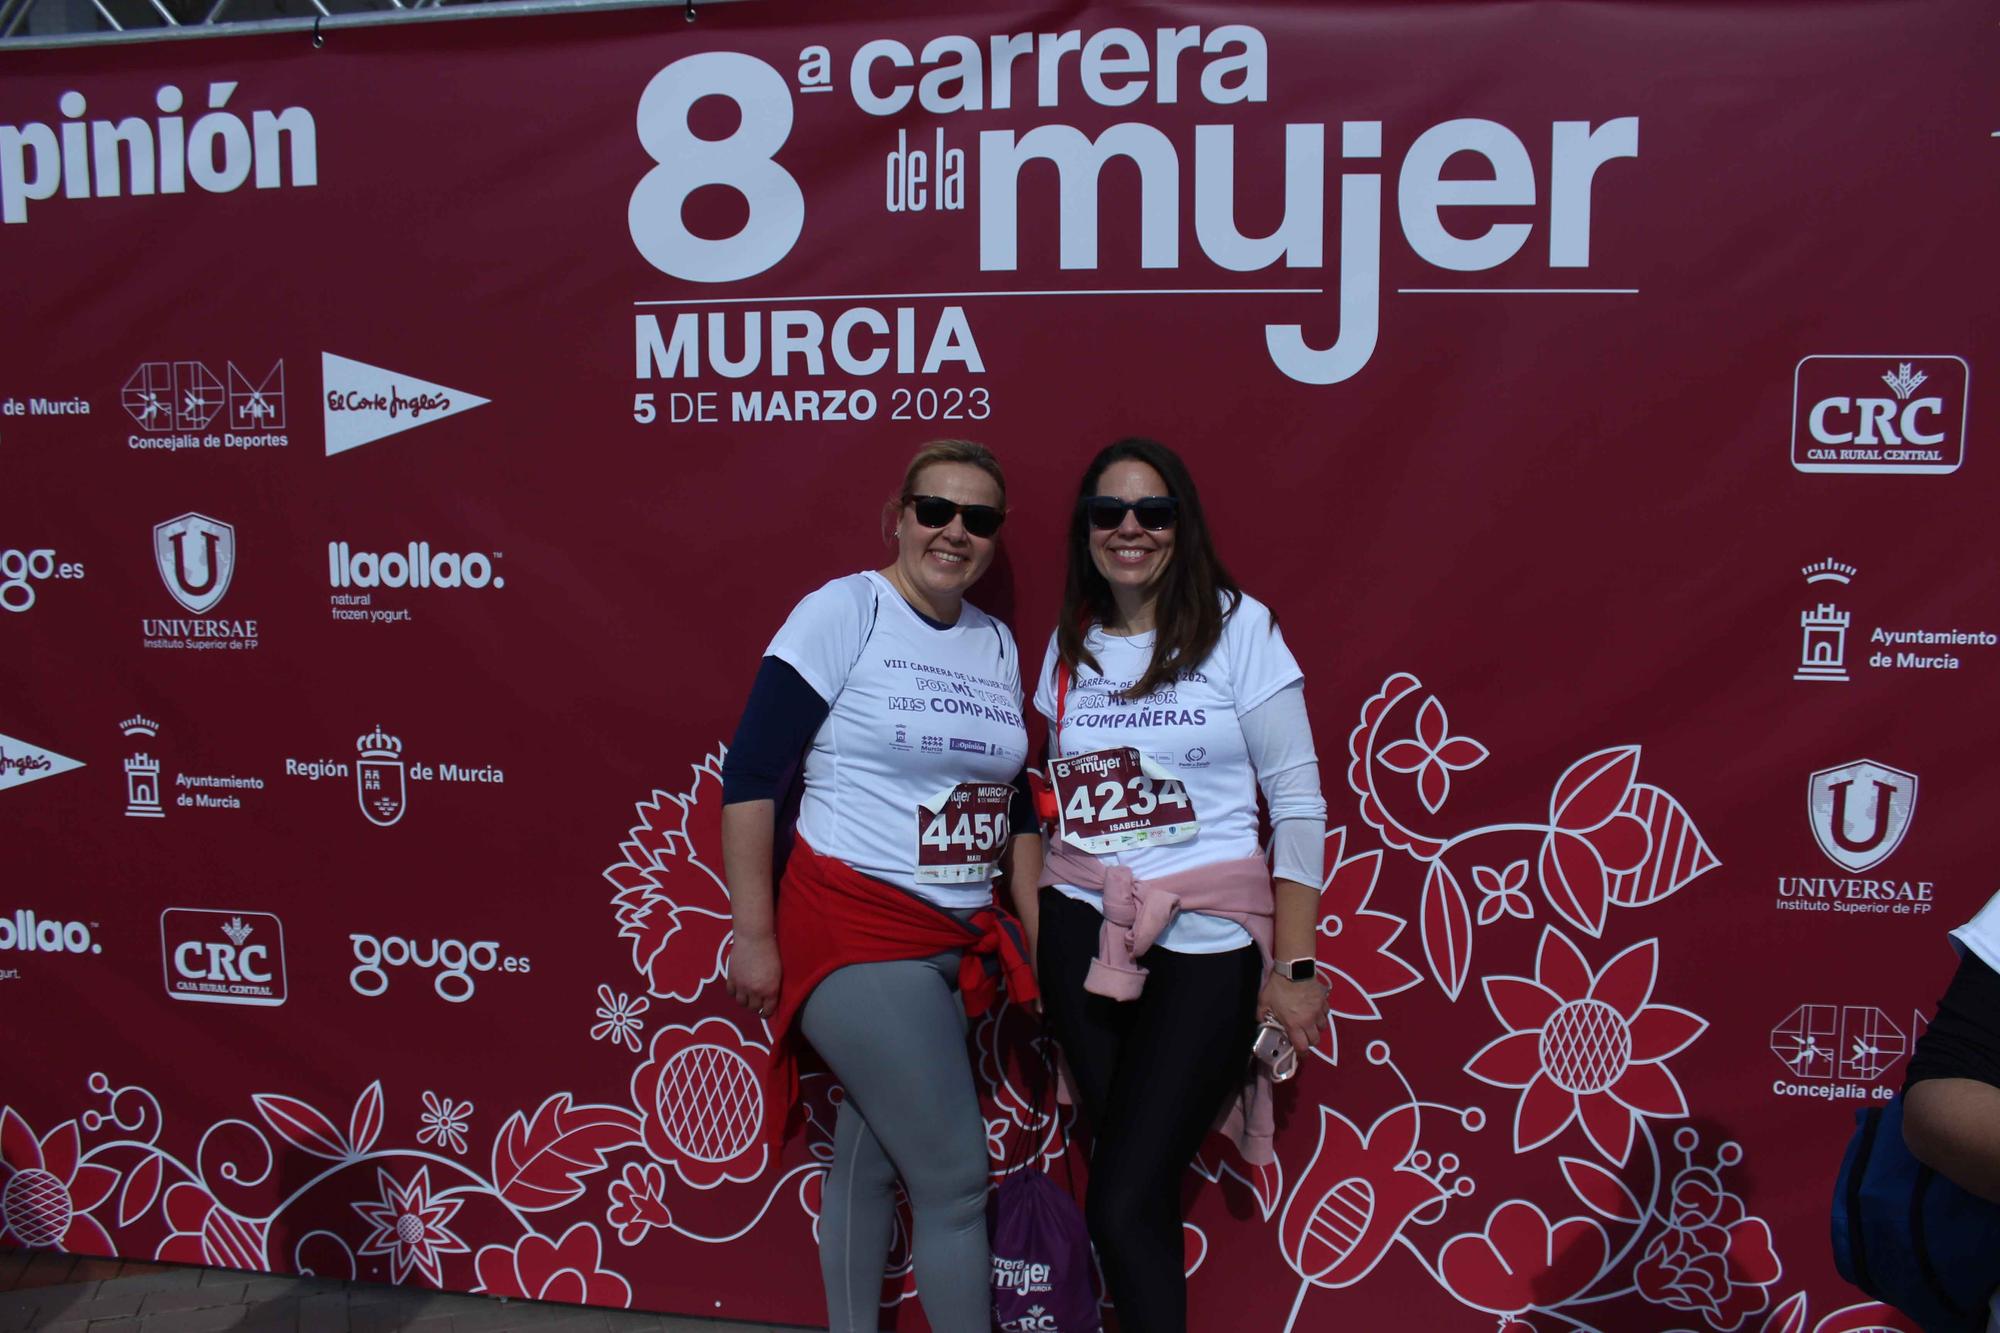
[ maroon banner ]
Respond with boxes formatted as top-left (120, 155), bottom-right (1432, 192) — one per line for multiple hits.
top-left (3, 2), bottom-right (1996, 1329)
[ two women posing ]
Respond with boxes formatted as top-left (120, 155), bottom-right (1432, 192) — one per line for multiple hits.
top-left (720, 438), bottom-right (1329, 1333)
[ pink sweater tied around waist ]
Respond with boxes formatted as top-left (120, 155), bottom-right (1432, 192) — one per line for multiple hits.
top-left (1041, 838), bottom-right (1282, 1164)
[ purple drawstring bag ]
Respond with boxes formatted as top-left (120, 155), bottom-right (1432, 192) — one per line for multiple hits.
top-left (990, 1035), bottom-right (1099, 1333)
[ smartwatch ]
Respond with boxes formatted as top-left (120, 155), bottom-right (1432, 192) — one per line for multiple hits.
top-left (1277, 957), bottom-right (1317, 983)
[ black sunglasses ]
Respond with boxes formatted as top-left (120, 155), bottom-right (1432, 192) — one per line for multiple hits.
top-left (905, 494), bottom-right (1005, 538)
top-left (1083, 495), bottom-right (1179, 531)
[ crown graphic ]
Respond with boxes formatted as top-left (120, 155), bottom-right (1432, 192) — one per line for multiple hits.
top-left (222, 916), bottom-right (254, 947)
top-left (1802, 558), bottom-right (1856, 585)
top-left (124, 753), bottom-right (160, 775)
top-left (1882, 363), bottom-right (1927, 400)
top-left (357, 725), bottom-right (403, 760)
top-left (119, 714), bottom-right (160, 738)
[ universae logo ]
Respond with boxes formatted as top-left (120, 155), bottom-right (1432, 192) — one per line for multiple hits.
top-left (153, 512), bottom-right (236, 614)
top-left (1807, 759), bottom-right (1916, 873)
top-left (1792, 355), bottom-right (1968, 475)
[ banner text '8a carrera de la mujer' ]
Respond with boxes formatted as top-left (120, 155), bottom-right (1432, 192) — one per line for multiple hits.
top-left (2, 2), bottom-right (1995, 1329)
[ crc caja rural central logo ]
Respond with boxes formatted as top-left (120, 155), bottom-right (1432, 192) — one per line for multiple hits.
top-left (1791, 355), bottom-right (1968, 475)
top-left (160, 907), bottom-right (287, 1006)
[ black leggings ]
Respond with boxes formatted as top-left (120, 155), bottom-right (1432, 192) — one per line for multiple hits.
top-left (1037, 887), bottom-right (1262, 1333)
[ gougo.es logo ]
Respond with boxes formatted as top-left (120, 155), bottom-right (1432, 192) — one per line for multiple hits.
top-left (1, 548), bottom-right (85, 613)
top-left (348, 932), bottom-right (531, 1003)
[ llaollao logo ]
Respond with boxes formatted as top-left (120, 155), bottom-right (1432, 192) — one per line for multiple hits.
top-left (0, 909), bottom-right (100, 955)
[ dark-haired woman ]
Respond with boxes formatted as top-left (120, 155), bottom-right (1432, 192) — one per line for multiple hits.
top-left (719, 439), bottom-right (1040, 1333)
top-left (1034, 438), bottom-right (1328, 1333)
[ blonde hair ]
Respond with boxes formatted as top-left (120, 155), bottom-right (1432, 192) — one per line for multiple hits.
top-left (882, 439), bottom-right (1007, 540)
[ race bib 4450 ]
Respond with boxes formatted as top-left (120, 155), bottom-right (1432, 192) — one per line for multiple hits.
top-left (915, 781), bottom-right (1013, 883)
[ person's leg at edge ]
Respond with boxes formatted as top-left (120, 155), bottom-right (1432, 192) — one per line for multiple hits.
top-left (1084, 940), bottom-right (1262, 1333)
top-left (814, 1092), bottom-right (900, 1332)
top-left (1034, 886), bottom-right (1131, 1127)
top-left (799, 953), bottom-right (992, 1333)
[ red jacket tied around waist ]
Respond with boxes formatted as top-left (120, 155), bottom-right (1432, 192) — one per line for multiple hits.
top-left (763, 837), bottom-right (1038, 1149)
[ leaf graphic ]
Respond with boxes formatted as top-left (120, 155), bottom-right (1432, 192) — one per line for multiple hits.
top-left (1549, 746), bottom-right (1640, 832)
top-left (1559, 1155), bottom-right (1643, 1224)
top-left (492, 1094), bottom-right (643, 1211)
top-left (1193, 1131), bottom-right (1285, 1221)
top-left (347, 1081), bottom-right (384, 1157)
top-left (1761, 1292), bottom-right (1809, 1333)
top-left (1539, 832), bottom-right (1609, 938)
top-left (1420, 860), bottom-right (1473, 1000)
top-left (251, 1093), bottom-right (349, 1160)
top-left (118, 1152), bottom-right (162, 1227)
top-left (1608, 784), bottom-right (1720, 908)
top-left (1811, 1301), bottom-right (1923, 1333)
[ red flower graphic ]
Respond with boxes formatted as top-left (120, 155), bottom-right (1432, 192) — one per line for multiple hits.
top-left (632, 1017), bottom-right (769, 1188)
top-left (0, 1109), bottom-right (116, 1254)
top-left (1377, 696), bottom-right (1489, 814)
top-left (155, 1182), bottom-right (267, 1269)
top-left (352, 1166), bottom-right (468, 1286)
top-left (1278, 1103), bottom-right (1457, 1289)
top-left (1313, 828), bottom-right (1422, 1066)
top-left (605, 1162), bottom-right (672, 1245)
top-left (604, 752), bottom-right (735, 1004)
top-left (1635, 1171), bottom-right (1781, 1330)
top-left (1538, 747), bottom-right (1653, 938)
top-left (1465, 929), bottom-right (1706, 1163)
top-left (475, 1222), bottom-right (631, 1307)
top-left (1438, 1200), bottom-right (1608, 1314)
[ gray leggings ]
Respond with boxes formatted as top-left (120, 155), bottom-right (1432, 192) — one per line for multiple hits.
top-left (798, 948), bottom-right (991, 1333)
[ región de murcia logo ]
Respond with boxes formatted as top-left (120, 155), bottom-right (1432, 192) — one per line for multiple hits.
top-left (280, 725), bottom-right (505, 826)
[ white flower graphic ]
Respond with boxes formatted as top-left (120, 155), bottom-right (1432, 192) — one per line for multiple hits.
top-left (416, 1091), bottom-right (473, 1155)
top-left (593, 984), bottom-right (651, 1053)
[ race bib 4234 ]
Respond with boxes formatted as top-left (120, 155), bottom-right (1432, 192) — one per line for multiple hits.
top-left (1048, 747), bottom-right (1199, 854)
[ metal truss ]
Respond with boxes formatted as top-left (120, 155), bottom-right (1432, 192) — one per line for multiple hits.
top-left (0, 0), bottom-right (737, 49)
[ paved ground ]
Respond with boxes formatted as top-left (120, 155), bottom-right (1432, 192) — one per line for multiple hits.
top-left (0, 1251), bottom-right (811, 1333)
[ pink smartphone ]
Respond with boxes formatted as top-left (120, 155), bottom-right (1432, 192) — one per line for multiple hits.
top-left (1252, 1020), bottom-right (1298, 1082)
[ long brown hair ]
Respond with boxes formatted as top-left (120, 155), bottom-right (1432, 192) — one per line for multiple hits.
top-left (1056, 438), bottom-right (1241, 700)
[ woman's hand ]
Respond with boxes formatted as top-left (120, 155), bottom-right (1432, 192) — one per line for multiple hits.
top-left (1259, 971), bottom-right (1329, 1055)
top-left (727, 930), bottom-right (783, 1019)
